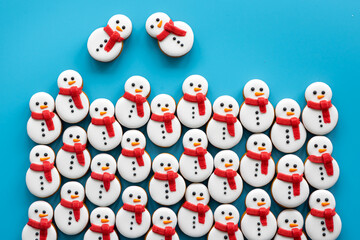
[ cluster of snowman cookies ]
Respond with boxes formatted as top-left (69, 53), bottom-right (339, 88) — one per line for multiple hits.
top-left (24, 70), bottom-right (341, 240)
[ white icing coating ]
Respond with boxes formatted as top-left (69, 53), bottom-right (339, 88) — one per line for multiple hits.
top-left (54, 181), bottom-right (89, 235)
top-left (239, 133), bottom-right (275, 187)
top-left (87, 14), bottom-right (132, 62)
top-left (239, 79), bottom-right (275, 133)
top-left (270, 98), bottom-right (306, 153)
top-left (26, 145), bottom-right (60, 198)
top-left (118, 130), bottom-right (151, 183)
top-left (27, 92), bottom-right (62, 144)
top-left (149, 153), bottom-right (186, 205)
top-left (84, 207), bottom-right (119, 240)
top-left (179, 129), bottom-right (213, 182)
top-left (55, 70), bottom-right (89, 123)
top-left (85, 154), bottom-right (121, 206)
top-left (147, 94), bottom-right (181, 147)
top-left (206, 96), bottom-right (243, 149)
top-left (274, 209), bottom-right (307, 240)
top-left (177, 75), bottom-right (212, 128)
top-left (87, 98), bottom-right (122, 151)
top-left (145, 207), bottom-right (180, 240)
top-left (208, 150), bottom-right (243, 203)
top-left (302, 82), bottom-right (338, 135)
top-left (145, 12), bottom-right (194, 57)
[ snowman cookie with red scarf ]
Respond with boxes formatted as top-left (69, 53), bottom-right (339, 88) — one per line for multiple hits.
top-left (26, 145), bottom-right (61, 198)
top-left (84, 207), bottom-right (119, 240)
top-left (302, 82), bottom-right (338, 135)
top-left (274, 209), bottom-right (307, 240)
top-left (145, 207), bottom-right (179, 240)
top-left (146, 12), bottom-right (194, 57)
top-left (55, 70), bottom-right (89, 123)
top-left (27, 92), bottom-right (62, 144)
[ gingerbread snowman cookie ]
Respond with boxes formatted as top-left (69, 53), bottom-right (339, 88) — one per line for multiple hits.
top-left (274, 209), bottom-right (307, 240)
top-left (145, 207), bottom-right (179, 240)
top-left (84, 207), bottom-right (119, 240)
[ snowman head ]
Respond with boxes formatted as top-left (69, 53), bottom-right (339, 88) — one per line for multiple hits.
top-left (150, 94), bottom-right (176, 115)
top-left (90, 207), bottom-right (115, 226)
top-left (277, 209), bottom-right (304, 230)
top-left (185, 183), bottom-right (210, 205)
top-left (145, 12), bottom-right (171, 38)
top-left (91, 153), bottom-right (117, 174)
top-left (182, 75), bottom-right (208, 96)
top-left (307, 136), bottom-right (333, 156)
top-left (29, 92), bottom-right (55, 113)
top-left (245, 189), bottom-right (271, 209)
top-left (305, 82), bottom-right (332, 102)
top-left (275, 98), bottom-right (301, 119)
top-left (107, 14), bottom-right (133, 39)
top-left (57, 70), bottom-right (83, 89)
top-left (152, 153), bottom-right (179, 173)
top-left (28, 201), bottom-right (53, 222)
top-left (89, 98), bottom-right (114, 118)
top-left (124, 76), bottom-right (151, 98)
top-left (121, 130), bottom-right (146, 150)
top-left (246, 133), bottom-right (272, 153)
top-left (152, 207), bottom-right (177, 228)
top-left (122, 186), bottom-right (148, 206)
top-left (277, 154), bottom-right (304, 175)
top-left (60, 181), bottom-right (85, 202)
top-left (62, 126), bottom-right (87, 146)
top-left (214, 150), bottom-right (239, 171)
top-left (214, 204), bottom-right (240, 225)
top-left (182, 129), bottom-right (208, 150)
top-left (309, 190), bottom-right (336, 210)
top-left (243, 79), bottom-right (270, 99)
top-left (213, 95), bottom-right (239, 115)
top-left (29, 145), bottom-right (55, 164)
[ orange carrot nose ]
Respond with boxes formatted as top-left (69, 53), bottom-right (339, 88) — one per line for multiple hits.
top-left (40, 157), bottom-right (50, 161)
top-left (133, 199), bottom-right (141, 203)
top-left (135, 89), bottom-right (142, 93)
top-left (39, 214), bottom-right (48, 218)
top-left (164, 166), bottom-right (172, 171)
top-left (319, 149), bottom-right (326, 153)
top-left (193, 142), bottom-right (201, 146)
top-left (116, 26), bottom-right (123, 32)
top-left (287, 112), bottom-right (295, 116)
top-left (71, 195), bottom-right (79, 199)
top-left (289, 168), bottom-right (297, 172)
top-left (194, 87), bottom-right (202, 92)
top-left (40, 105), bottom-right (48, 109)
top-left (68, 80), bottom-right (76, 85)
top-left (255, 92), bottom-right (264, 96)
top-left (258, 147), bottom-right (266, 151)
top-left (317, 95), bottom-right (325, 99)
top-left (163, 220), bottom-right (172, 224)
top-left (290, 223), bottom-right (298, 228)
top-left (196, 197), bottom-right (204, 201)
top-left (257, 202), bottom-right (266, 206)
top-left (322, 202), bottom-right (330, 206)
top-left (224, 108), bottom-right (232, 112)
top-left (73, 138), bottom-right (80, 142)
top-left (157, 20), bottom-right (163, 28)
top-left (101, 219), bottom-right (109, 223)
top-left (225, 216), bottom-right (233, 220)
top-left (102, 166), bottom-right (109, 171)
top-left (132, 142), bottom-right (140, 146)
top-left (161, 107), bottom-right (169, 112)
top-left (225, 163), bottom-right (233, 168)
top-left (100, 111), bottom-right (107, 116)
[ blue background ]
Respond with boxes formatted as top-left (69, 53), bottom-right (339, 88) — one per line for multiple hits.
top-left (0, 0), bottom-right (359, 239)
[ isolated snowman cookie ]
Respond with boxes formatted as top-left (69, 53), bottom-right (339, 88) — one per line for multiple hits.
top-left (26, 145), bottom-right (61, 198)
top-left (88, 14), bottom-right (132, 62)
top-left (239, 79), bottom-right (275, 133)
top-left (302, 82), bottom-right (338, 135)
top-left (55, 70), bottom-right (89, 123)
top-left (274, 209), bottom-right (307, 240)
top-left (145, 12), bottom-right (194, 57)
top-left (145, 207), bottom-right (179, 240)
top-left (206, 96), bottom-right (243, 149)
top-left (27, 92), bottom-right (62, 144)
top-left (115, 76), bottom-right (151, 128)
top-left (54, 181), bottom-right (89, 235)
top-left (179, 129), bottom-right (213, 182)
top-left (84, 207), bottom-right (119, 240)
top-left (177, 75), bottom-right (212, 128)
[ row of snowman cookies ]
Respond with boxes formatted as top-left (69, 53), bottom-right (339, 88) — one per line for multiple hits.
top-left (22, 187), bottom-right (342, 240)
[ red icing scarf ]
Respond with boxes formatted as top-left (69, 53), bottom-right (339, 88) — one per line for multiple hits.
top-left (246, 207), bottom-right (270, 226)
top-left (121, 148), bottom-right (145, 166)
top-left (183, 202), bottom-right (210, 224)
top-left (31, 110), bottom-right (55, 131)
top-left (183, 147), bottom-right (207, 169)
top-left (91, 116), bottom-right (116, 137)
top-left (30, 161), bottom-right (54, 183)
top-left (276, 117), bottom-right (301, 140)
top-left (308, 153), bottom-right (334, 176)
top-left (151, 113), bottom-right (175, 133)
top-left (27, 218), bottom-right (52, 240)
top-left (154, 171), bottom-right (178, 192)
top-left (103, 25), bottom-right (124, 52)
top-left (58, 86), bottom-right (83, 109)
top-left (246, 150), bottom-right (271, 175)
top-left (123, 203), bottom-right (145, 225)
top-left (123, 92), bottom-right (146, 117)
top-left (277, 173), bottom-right (303, 196)
top-left (213, 113), bottom-right (237, 137)
top-left (156, 19), bottom-right (187, 41)
top-left (60, 199), bottom-right (83, 222)
top-left (90, 224), bottom-right (114, 240)
top-left (214, 168), bottom-right (237, 190)
top-left (307, 100), bottom-right (332, 123)
top-left (310, 208), bottom-right (336, 232)
top-left (61, 143), bottom-right (86, 166)
top-left (152, 225), bottom-right (176, 240)
top-left (245, 97), bottom-right (269, 113)
top-left (214, 222), bottom-right (238, 240)
top-left (277, 228), bottom-right (303, 240)
top-left (91, 172), bottom-right (115, 192)
top-left (183, 93), bottom-right (206, 115)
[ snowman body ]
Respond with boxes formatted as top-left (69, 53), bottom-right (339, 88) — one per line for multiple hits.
top-left (22, 224), bottom-right (57, 240)
top-left (241, 214), bottom-right (277, 239)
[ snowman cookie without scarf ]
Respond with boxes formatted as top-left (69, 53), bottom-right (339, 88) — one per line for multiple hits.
top-left (84, 207), bottom-right (119, 240)
top-left (274, 209), bottom-right (307, 240)
top-left (145, 207), bottom-right (179, 240)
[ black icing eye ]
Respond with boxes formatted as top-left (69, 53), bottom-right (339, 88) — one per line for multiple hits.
top-left (259, 88), bottom-right (263, 92)
top-left (198, 138), bottom-right (202, 142)
top-left (44, 102), bottom-right (48, 105)
top-left (42, 211), bottom-right (46, 214)
top-left (291, 108), bottom-right (295, 112)
top-left (229, 212), bottom-right (232, 216)
top-left (167, 216), bottom-right (170, 220)
top-left (160, 216), bottom-right (164, 220)
top-left (317, 198), bottom-right (321, 202)
top-left (104, 107), bottom-right (108, 111)
top-left (221, 158), bottom-right (225, 162)
top-left (67, 190), bottom-right (71, 194)
top-left (75, 191), bottom-right (78, 195)
top-left (36, 102), bottom-right (39, 106)
top-left (131, 83), bottom-right (135, 87)
top-left (138, 195), bottom-right (141, 199)
top-left (156, 18), bottom-right (160, 22)
top-left (150, 25), bottom-right (154, 29)
top-left (165, 104), bottom-right (169, 107)
top-left (44, 153), bottom-right (48, 157)
top-left (127, 138), bottom-right (131, 142)
top-left (97, 214), bottom-right (101, 218)
top-left (69, 134), bottom-right (73, 138)
top-left (228, 104), bottom-right (233, 108)
top-left (190, 82), bottom-right (193, 87)
top-left (129, 194), bottom-right (133, 198)
top-left (325, 198), bottom-right (329, 202)
top-left (192, 192), bottom-right (196, 196)
top-left (76, 135), bottom-right (80, 139)
top-left (63, 78), bottom-right (67, 82)
top-left (106, 163), bottom-right (110, 167)
top-left (35, 209), bottom-right (38, 213)
top-left (71, 77), bottom-right (74, 80)
top-left (221, 211), bottom-right (225, 215)
top-left (283, 107), bottom-right (287, 111)
top-left (294, 220), bottom-right (297, 223)
top-left (116, 20), bottom-right (120, 24)
top-left (135, 138), bottom-right (139, 142)
top-left (198, 84), bottom-right (202, 88)
top-left (285, 163), bottom-right (290, 167)
top-left (167, 163), bottom-right (171, 167)
top-left (253, 197), bottom-right (257, 201)
top-left (251, 87), bottom-right (255, 91)
top-left (200, 192), bottom-right (204, 196)
top-left (261, 198), bottom-right (265, 202)
top-left (189, 137), bottom-right (193, 141)
top-left (140, 85), bottom-right (143, 89)
top-left (322, 91), bottom-right (325, 95)
top-left (254, 141), bottom-right (258, 145)
top-left (35, 153), bottom-right (40, 157)
top-left (220, 103), bottom-right (224, 107)
top-left (157, 103), bottom-right (161, 107)
top-left (313, 90), bottom-right (317, 95)
top-left (105, 215), bottom-right (108, 219)
top-left (95, 107), bottom-right (99, 112)
top-left (323, 145), bottom-right (327, 148)
top-left (262, 143), bottom-right (266, 146)
top-left (97, 162), bottom-right (101, 166)
top-left (160, 163), bottom-right (164, 167)
top-left (122, 25), bottom-right (126, 30)
top-left (285, 219), bottom-right (289, 223)
top-left (314, 144), bottom-right (318, 148)
top-left (229, 159), bottom-right (233, 163)
top-left (293, 164), bottom-right (297, 168)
